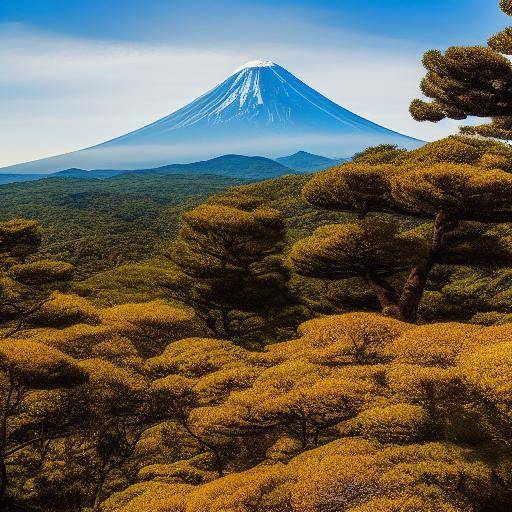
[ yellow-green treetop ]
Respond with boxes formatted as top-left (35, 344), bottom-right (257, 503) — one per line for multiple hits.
top-left (0, 339), bottom-right (87, 390)
top-left (459, 339), bottom-right (512, 422)
top-left (29, 291), bottom-right (101, 328)
top-left (390, 164), bottom-right (512, 222)
top-left (302, 163), bottom-right (402, 215)
top-left (145, 337), bottom-right (262, 378)
top-left (352, 144), bottom-right (408, 165)
top-left (290, 219), bottom-right (423, 280)
top-left (101, 301), bottom-right (202, 356)
top-left (385, 323), bottom-right (484, 368)
top-left (350, 403), bottom-right (430, 444)
top-left (291, 312), bottom-right (410, 365)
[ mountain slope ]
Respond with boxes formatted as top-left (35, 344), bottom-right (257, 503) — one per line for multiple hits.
top-left (2, 60), bottom-right (423, 174)
top-left (276, 151), bottom-right (347, 172)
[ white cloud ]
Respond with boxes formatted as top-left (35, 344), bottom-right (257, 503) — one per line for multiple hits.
top-left (0, 24), bottom-right (461, 167)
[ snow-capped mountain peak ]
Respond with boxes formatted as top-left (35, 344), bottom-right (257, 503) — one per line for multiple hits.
top-left (1, 60), bottom-right (423, 174)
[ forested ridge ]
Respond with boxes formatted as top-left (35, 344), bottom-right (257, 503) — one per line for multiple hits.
top-left (2, 1), bottom-right (512, 510)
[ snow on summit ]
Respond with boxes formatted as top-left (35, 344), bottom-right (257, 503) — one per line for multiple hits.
top-left (1, 60), bottom-right (423, 173)
top-left (235, 60), bottom-right (276, 72)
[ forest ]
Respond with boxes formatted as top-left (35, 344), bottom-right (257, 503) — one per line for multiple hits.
top-left (2, 1), bottom-right (512, 511)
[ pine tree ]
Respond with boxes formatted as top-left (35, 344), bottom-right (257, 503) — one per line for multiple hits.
top-left (410, 0), bottom-right (512, 141)
top-left (299, 140), bottom-right (512, 322)
top-left (168, 198), bottom-right (295, 343)
top-left (0, 219), bottom-right (73, 336)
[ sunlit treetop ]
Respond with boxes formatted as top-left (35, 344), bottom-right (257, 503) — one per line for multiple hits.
top-left (458, 339), bottom-right (512, 420)
top-left (101, 300), bottom-right (202, 356)
top-left (180, 204), bottom-right (284, 238)
top-left (350, 403), bottom-right (430, 444)
top-left (289, 219), bottom-right (425, 280)
top-left (352, 144), bottom-right (408, 165)
top-left (145, 337), bottom-right (263, 378)
top-left (0, 219), bottom-right (41, 258)
top-left (29, 291), bottom-right (101, 327)
top-left (390, 164), bottom-right (512, 222)
top-left (385, 322), bottom-right (484, 368)
top-left (405, 136), bottom-right (512, 170)
top-left (208, 192), bottom-right (265, 211)
top-left (302, 163), bottom-right (403, 215)
top-left (278, 312), bottom-right (411, 365)
top-left (0, 339), bottom-right (88, 389)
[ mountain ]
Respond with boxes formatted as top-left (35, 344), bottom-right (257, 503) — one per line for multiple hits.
top-left (1, 60), bottom-right (423, 174)
top-left (133, 154), bottom-right (293, 179)
top-left (276, 151), bottom-right (348, 172)
top-left (53, 155), bottom-right (293, 181)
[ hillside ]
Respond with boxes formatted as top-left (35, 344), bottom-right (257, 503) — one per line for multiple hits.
top-left (135, 154), bottom-right (294, 179)
top-left (0, 173), bottom-right (249, 277)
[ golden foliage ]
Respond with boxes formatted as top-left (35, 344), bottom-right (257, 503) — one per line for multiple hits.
top-left (9, 259), bottom-right (74, 285)
top-left (272, 312), bottom-right (411, 365)
top-left (289, 219), bottom-right (424, 280)
top-left (459, 339), bottom-right (512, 420)
top-left (0, 339), bottom-right (87, 389)
top-left (101, 300), bottom-right (202, 356)
top-left (350, 403), bottom-right (430, 444)
top-left (385, 323), bottom-right (483, 368)
top-left (22, 323), bottom-right (117, 359)
top-left (391, 163), bottom-right (512, 220)
top-left (102, 482), bottom-right (193, 512)
top-left (302, 163), bottom-right (402, 214)
top-left (30, 291), bottom-right (101, 327)
top-left (145, 337), bottom-right (262, 378)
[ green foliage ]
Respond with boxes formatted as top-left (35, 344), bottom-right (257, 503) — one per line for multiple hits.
top-left (0, 174), bottom-right (248, 278)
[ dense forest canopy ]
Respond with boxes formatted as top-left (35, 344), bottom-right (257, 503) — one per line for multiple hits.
top-left (2, 1), bottom-right (512, 511)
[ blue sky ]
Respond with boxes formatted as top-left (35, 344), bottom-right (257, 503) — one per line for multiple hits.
top-left (0, 0), bottom-right (508, 166)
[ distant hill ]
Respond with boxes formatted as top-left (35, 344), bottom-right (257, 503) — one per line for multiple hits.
top-left (55, 168), bottom-right (125, 179)
top-left (138, 154), bottom-right (294, 179)
top-left (0, 174), bottom-right (49, 185)
top-left (276, 151), bottom-right (348, 172)
top-left (54, 154), bottom-right (295, 181)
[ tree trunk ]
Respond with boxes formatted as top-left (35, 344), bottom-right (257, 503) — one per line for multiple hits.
top-left (0, 457), bottom-right (7, 503)
top-left (398, 211), bottom-right (456, 323)
top-left (92, 470), bottom-right (107, 512)
top-left (366, 274), bottom-right (399, 310)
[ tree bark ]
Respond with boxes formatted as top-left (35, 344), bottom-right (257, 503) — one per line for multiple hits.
top-left (0, 457), bottom-right (6, 503)
top-left (366, 274), bottom-right (399, 310)
top-left (398, 211), bottom-right (457, 323)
